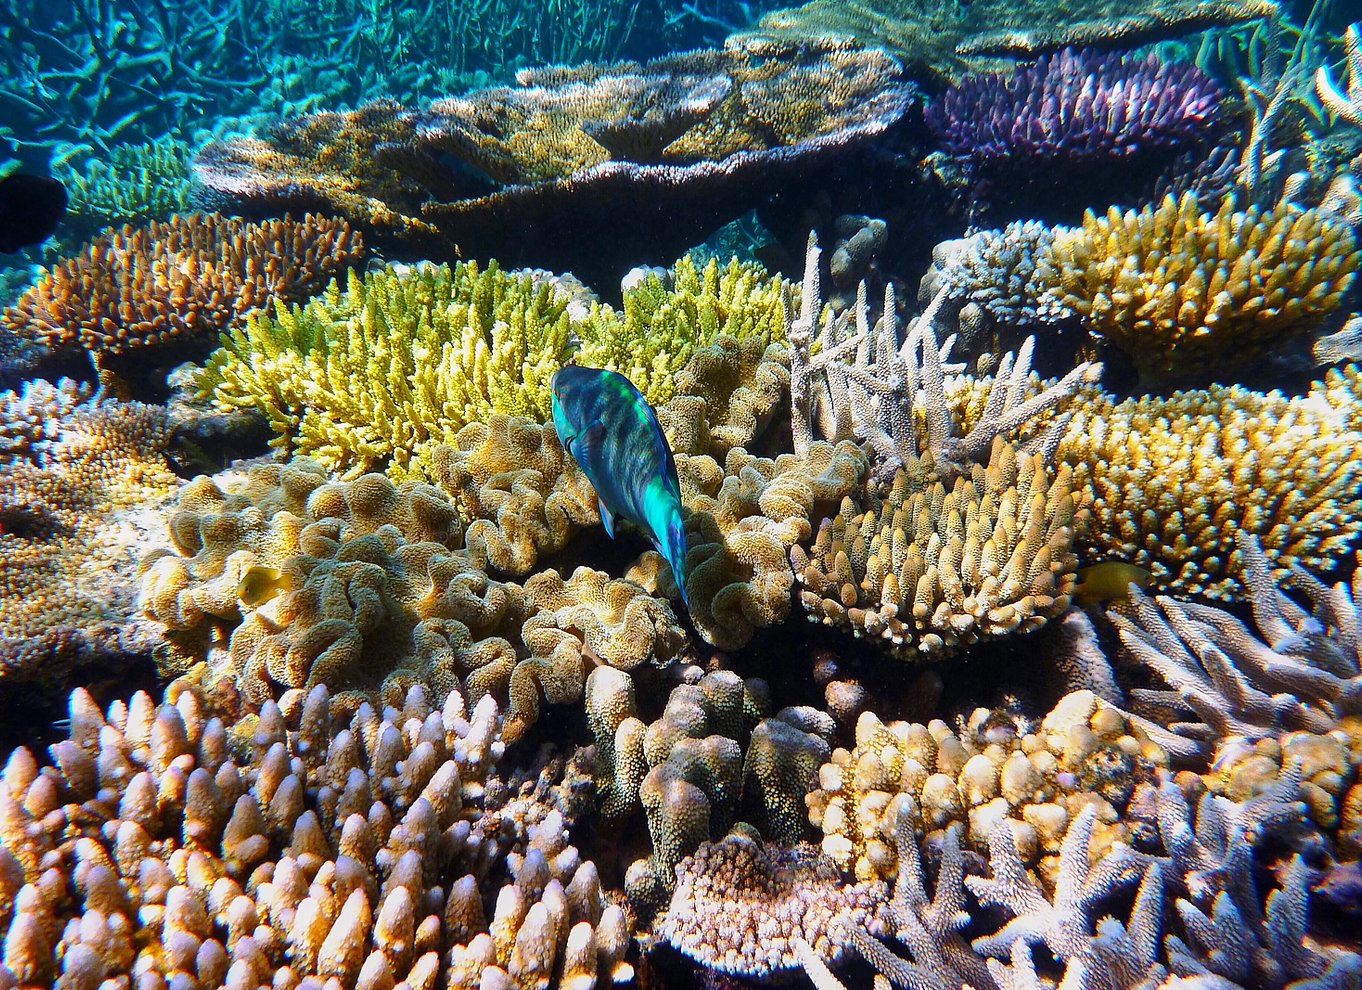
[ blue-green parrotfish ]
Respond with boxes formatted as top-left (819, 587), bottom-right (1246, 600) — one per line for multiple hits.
top-left (550, 365), bottom-right (689, 608)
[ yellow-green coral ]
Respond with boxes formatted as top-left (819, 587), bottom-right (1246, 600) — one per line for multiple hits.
top-left (196, 262), bottom-right (576, 480)
top-left (56, 137), bottom-right (191, 228)
top-left (578, 255), bottom-right (790, 406)
top-left (1042, 192), bottom-right (1360, 379)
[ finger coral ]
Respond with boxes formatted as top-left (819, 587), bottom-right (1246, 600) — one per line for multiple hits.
top-left (3, 213), bottom-right (364, 378)
top-left (926, 48), bottom-right (1224, 177)
top-left (197, 262), bottom-right (578, 480)
top-left (1057, 380), bottom-right (1362, 598)
top-left (792, 439), bottom-right (1085, 660)
top-left (806, 691), bottom-right (1168, 887)
top-left (1042, 192), bottom-right (1360, 380)
top-left (575, 255), bottom-right (790, 406)
top-left (660, 832), bottom-right (889, 977)
top-left (0, 679), bottom-right (632, 990)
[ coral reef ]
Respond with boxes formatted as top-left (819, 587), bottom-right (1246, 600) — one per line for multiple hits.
top-left (1056, 379), bottom-right (1362, 598)
top-left (576, 255), bottom-right (790, 406)
top-left (0, 680), bottom-right (634, 990)
top-left (197, 262), bottom-right (575, 481)
top-left (733, 0), bottom-right (1274, 82)
top-left (3, 214), bottom-right (364, 383)
top-left (192, 42), bottom-right (914, 273)
top-left (926, 48), bottom-right (1224, 177)
top-left (806, 691), bottom-right (1167, 886)
top-left (1042, 192), bottom-right (1360, 380)
top-left (793, 439), bottom-right (1085, 661)
top-left (55, 137), bottom-right (192, 231)
top-left (1, 385), bottom-right (179, 677)
top-left (660, 832), bottom-right (889, 977)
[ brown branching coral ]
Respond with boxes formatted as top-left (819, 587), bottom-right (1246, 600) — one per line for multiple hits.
top-left (1041, 192), bottom-right (1360, 380)
top-left (1057, 380), bottom-right (1362, 598)
top-left (0, 680), bottom-right (633, 990)
top-left (793, 439), bottom-right (1085, 661)
top-left (2, 213), bottom-right (364, 376)
top-left (660, 832), bottom-right (889, 978)
top-left (1, 390), bottom-right (179, 677)
top-left (806, 691), bottom-right (1168, 887)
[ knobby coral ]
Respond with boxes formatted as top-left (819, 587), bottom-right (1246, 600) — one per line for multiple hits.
top-left (1042, 192), bottom-right (1360, 379)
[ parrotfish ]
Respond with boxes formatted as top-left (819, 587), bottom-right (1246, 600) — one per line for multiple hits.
top-left (551, 365), bottom-right (689, 607)
top-left (1073, 560), bottom-right (1151, 604)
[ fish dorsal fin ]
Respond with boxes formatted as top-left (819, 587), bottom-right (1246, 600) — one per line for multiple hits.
top-left (599, 497), bottom-right (617, 538)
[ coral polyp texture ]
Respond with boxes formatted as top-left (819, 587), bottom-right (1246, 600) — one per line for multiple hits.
top-left (806, 691), bottom-right (1167, 887)
top-left (1057, 379), bottom-right (1362, 597)
top-left (659, 832), bottom-right (889, 977)
top-left (192, 42), bottom-right (914, 268)
top-left (793, 439), bottom-right (1085, 660)
top-left (926, 49), bottom-right (1224, 174)
top-left (2, 213), bottom-right (364, 374)
top-left (0, 680), bottom-right (633, 990)
top-left (197, 262), bottom-right (576, 481)
top-left (1042, 192), bottom-right (1360, 379)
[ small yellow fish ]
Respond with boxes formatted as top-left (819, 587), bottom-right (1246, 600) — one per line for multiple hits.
top-left (237, 564), bottom-right (292, 607)
top-left (1074, 561), bottom-right (1151, 604)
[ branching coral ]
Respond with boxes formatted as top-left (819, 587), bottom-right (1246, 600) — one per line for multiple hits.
top-left (926, 48), bottom-right (1224, 174)
top-left (806, 691), bottom-right (1168, 886)
top-left (55, 137), bottom-right (192, 231)
top-left (197, 263), bottom-right (576, 481)
top-left (1057, 380), bottom-right (1362, 598)
top-left (3, 213), bottom-right (364, 378)
top-left (0, 680), bottom-right (632, 990)
top-left (576, 255), bottom-right (790, 406)
top-left (793, 439), bottom-right (1085, 661)
top-left (1041, 192), bottom-right (1360, 379)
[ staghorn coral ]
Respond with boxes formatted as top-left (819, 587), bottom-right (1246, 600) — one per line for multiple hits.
top-left (660, 832), bottom-right (889, 977)
top-left (193, 42), bottom-right (914, 275)
top-left (1315, 21), bottom-right (1362, 129)
top-left (197, 263), bottom-right (576, 481)
top-left (806, 691), bottom-right (1168, 887)
top-left (139, 459), bottom-right (681, 739)
top-left (2, 214), bottom-right (364, 377)
top-left (926, 49), bottom-right (1224, 176)
top-left (681, 439), bottom-right (867, 651)
top-left (1041, 192), bottom-right (1360, 380)
top-left (575, 254), bottom-right (790, 407)
top-left (733, 0), bottom-right (1273, 82)
top-left (1, 389), bottom-right (179, 677)
top-left (0, 680), bottom-right (633, 990)
top-left (792, 439), bottom-right (1085, 661)
top-left (1057, 380), bottom-right (1362, 598)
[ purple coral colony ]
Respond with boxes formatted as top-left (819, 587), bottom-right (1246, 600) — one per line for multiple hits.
top-left (6, 0), bottom-right (1362, 985)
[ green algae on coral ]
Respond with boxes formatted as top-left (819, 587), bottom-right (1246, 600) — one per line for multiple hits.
top-left (195, 261), bottom-right (575, 480)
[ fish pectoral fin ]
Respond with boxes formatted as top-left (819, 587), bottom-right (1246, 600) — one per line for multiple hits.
top-left (599, 498), bottom-right (617, 538)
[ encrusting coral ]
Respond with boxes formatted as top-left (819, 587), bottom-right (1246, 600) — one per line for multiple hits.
top-left (0, 680), bottom-right (634, 990)
top-left (1041, 192), bottom-right (1360, 380)
top-left (806, 691), bottom-right (1168, 888)
top-left (197, 262), bottom-right (576, 482)
top-left (792, 438), bottom-right (1086, 661)
top-left (138, 458), bottom-right (686, 738)
top-left (2, 213), bottom-right (364, 378)
top-left (1, 383), bottom-right (179, 676)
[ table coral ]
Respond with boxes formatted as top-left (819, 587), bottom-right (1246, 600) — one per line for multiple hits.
top-left (1057, 380), bottom-right (1362, 598)
top-left (806, 691), bottom-right (1168, 887)
top-left (1041, 192), bottom-right (1360, 380)
top-left (0, 679), bottom-right (632, 990)
top-left (793, 439), bottom-right (1085, 661)
top-left (660, 832), bottom-right (889, 977)
top-left (3, 214), bottom-right (363, 381)
top-left (197, 262), bottom-right (577, 481)
top-left (575, 255), bottom-right (790, 406)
